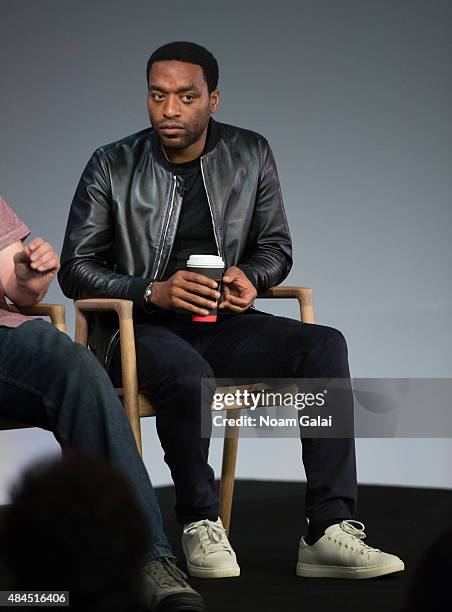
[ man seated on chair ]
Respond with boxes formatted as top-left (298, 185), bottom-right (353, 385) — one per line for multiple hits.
top-left (0, 195), bottom-right (204, 612)
top-left (58, 41), bottom-right (405, 580)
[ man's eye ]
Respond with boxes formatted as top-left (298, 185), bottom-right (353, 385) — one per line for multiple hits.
top-left (151, 92), bottom-right (164, 101)
top-left (181, 95), bottom-right (194, 103)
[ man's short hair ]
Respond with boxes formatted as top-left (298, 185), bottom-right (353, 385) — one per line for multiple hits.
top-left (146, 41), bottom-right (219, 92)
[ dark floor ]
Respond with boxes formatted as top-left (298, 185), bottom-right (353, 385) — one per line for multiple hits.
top-left (1, 480), bottom-right (451, 611)
top-left (157, 480), bottom-right (452, 612)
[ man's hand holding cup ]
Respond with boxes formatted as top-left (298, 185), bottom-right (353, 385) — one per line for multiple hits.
top-left (149, 255), bottom-right (224, 321)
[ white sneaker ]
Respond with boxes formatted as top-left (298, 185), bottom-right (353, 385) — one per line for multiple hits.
top-left (182, 517), bottom-right (240, 578)
top-left (296, 520), bottom-right (405, 579)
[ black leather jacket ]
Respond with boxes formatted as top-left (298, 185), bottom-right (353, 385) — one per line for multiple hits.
top-left (58, 118), bottom-right (292, 367)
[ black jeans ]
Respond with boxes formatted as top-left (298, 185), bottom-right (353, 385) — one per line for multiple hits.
top-left (0, 320), bottom-right (173, 562)
top-left (109, 308), bottom-right (357, 525)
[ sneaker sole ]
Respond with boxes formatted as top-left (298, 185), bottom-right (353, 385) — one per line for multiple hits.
top-left (186, 562), bottom-right (240, 578)
top-left (296, 560), bottom-right (405, 579)
top-left (156, 592), bottom-right (205, 612)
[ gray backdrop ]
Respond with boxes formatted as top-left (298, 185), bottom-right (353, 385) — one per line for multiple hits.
top-left (1, 0), bottom-right (451, 503)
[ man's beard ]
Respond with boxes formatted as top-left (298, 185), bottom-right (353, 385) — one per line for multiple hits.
top-left (153, 116), bottom-right (209, 151)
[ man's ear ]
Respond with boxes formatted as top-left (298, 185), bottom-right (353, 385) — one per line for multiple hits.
top-left (210, 89), bottom-right (220, 113)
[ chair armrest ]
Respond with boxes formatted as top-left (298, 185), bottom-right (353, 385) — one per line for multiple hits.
top-left (258, 286), bottom-right (314, 323)
top-left (74, 298), bottom-right (134, 346)
top-left (8, 303), bottom-right (66, 333)
top-left (74, 284), bottom-right (315, 345)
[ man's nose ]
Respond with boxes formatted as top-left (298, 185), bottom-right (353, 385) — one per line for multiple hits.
top-left (162, 95), bottom-right (181, 118)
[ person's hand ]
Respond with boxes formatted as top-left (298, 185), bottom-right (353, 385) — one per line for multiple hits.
top-left (13, 237), bottom-right (60, 294)
top-left (218, 266), bottom-right (257, 313)
top-left (151, 270), bottom-right (221, 316)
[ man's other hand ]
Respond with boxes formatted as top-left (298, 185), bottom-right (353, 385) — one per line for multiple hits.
top-left (218, 266), bottom-right (257, 313)
top-left (13, 237), bottom-right (60, 295)
top-left (151, 270), bottom-right (221, 316)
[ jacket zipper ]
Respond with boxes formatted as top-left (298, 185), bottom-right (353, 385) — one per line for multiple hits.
top-left (104, 328), bottom-right (120, 367)
top-left (200, 157), bottom-right (222, 258)
top-left (153, 174), bottom-right (178, 279)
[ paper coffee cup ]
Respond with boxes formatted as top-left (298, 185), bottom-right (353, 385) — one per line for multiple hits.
top-left (186, 255), bottom-right (224, 322)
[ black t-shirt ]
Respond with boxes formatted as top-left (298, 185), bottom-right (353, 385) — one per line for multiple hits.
top-left (160, 120), bottom-right (220, 281)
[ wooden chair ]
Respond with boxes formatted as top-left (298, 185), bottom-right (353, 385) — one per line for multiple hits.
top-left (74, 286), bottom-right (315, 533)
top-left (0, 304), bottom-right (67, 431)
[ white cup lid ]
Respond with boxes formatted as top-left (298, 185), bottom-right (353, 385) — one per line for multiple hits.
top-left (186, 255), bottom-right (225, 268)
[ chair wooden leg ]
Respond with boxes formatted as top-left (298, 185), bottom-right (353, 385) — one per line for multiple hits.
top-left (118, 318), bottom-right (143, 455)
top-left (219, 421), bottom-right (240, 536)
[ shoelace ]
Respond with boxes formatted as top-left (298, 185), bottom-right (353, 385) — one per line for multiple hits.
top-left (145, 556), bottom-right (189, 589)
top-left (330, 520), bottom-right (381, 554)
top-left (184, 519), bottom-right (232, 555)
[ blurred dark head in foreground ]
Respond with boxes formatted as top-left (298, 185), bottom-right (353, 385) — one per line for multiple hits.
top-left (0, 452), bottom-right (149, 611)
